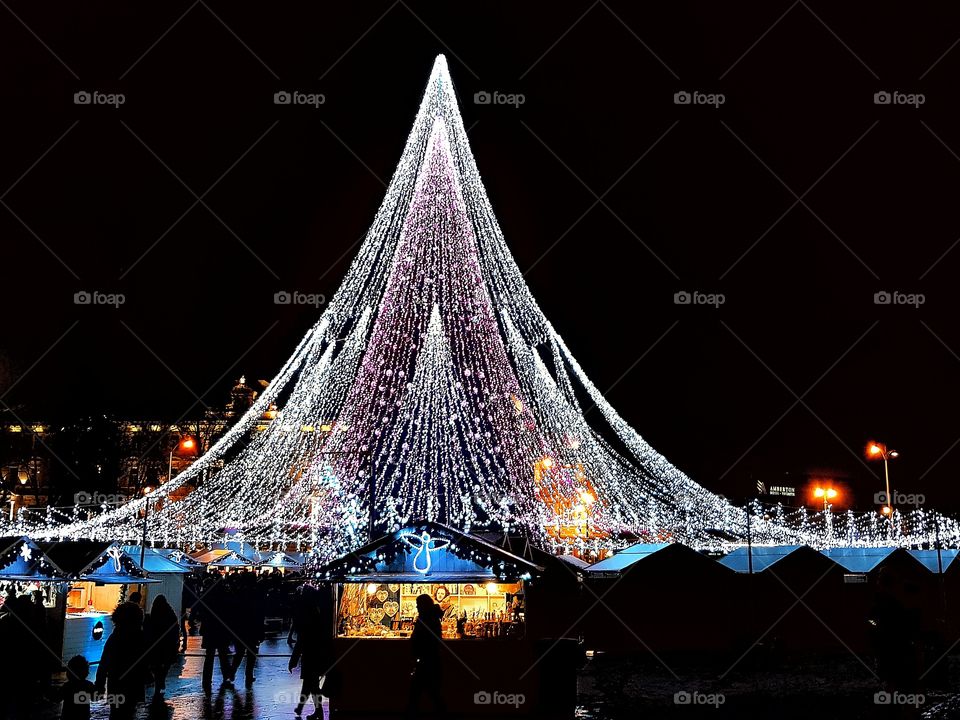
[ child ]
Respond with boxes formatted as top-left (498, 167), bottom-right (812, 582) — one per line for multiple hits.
top-left (60, 655), bottom-right (96, 720)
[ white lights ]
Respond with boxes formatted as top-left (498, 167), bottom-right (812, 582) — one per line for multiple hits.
top-left (15, 55), bottom-right (957, 556)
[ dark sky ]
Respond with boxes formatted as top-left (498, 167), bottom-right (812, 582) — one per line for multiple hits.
top-left (2, 2), bottom-right (960, 511)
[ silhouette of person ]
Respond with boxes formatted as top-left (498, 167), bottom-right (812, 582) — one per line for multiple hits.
top-left (96, 601), bottom-right (148, 719)
top-left (406, 593), bottom-right (447, 718)
top-left (144, 594), bottom-right (180, 700)
top-left (230, 573), bottom-right (266, 686)
top-left (60, 655), bottom-right (96, 720)
top-left (288, 585), bottom-right (334, 720)
top-left (199, 580), bottom-right (233, 693)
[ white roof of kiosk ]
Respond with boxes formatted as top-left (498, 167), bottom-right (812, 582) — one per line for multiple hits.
top-left (314, 521), bottom-right (543, 583)
top-left (0, 536), bottom-right (66, 581)
top-left (37, 540), bottom-right (157, 584)
top-left (120, 546), bottom-right (192, 574)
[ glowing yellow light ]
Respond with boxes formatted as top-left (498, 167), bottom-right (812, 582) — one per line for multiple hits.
top-left (366, 583), bottom-right (378, 595)
top-left (826, 488), bottom-right (838, 499)
top-left (180, 437), bottom-right (196, 451)
top-left (485, 582), bottom-right (497, 595)
top-left (320, 424), bottom-right (333, 432)
top-left (541, 456), bottom-right (554, 469)
top-left (301, 425), bottom-right (315, 433)
top-left (814, 488), bottom-right (825, 498)
top-left (868, 443), bottom-right (882, 456)
top-left (881, 505), bottom-right (892, 515)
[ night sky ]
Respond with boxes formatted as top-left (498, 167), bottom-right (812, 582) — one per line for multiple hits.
top-left (3, 3), bottom-right (960, 511)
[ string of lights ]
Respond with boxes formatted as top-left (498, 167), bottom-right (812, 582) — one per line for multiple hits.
top-left (12, 56), bottom-right (958, 556)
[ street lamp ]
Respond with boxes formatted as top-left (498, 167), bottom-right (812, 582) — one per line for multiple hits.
top-left (168, 436), bottom-right (197, 484)
top-left (139, 437), bottom-right (197, 566)
top-left (867, 442), bottom-right (898, 536)
top-left (813, 486), bottom-right (838, 513)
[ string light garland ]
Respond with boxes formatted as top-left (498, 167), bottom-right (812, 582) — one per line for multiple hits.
top-left (11, 56), bottom-right (959, 556)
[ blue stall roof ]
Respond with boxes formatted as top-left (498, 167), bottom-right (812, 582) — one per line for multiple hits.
top-left (121, 546), bottom-right (191, 574)
top-left (259, 551), bottom-right (302, 569)
top-left (38, 541), bottom-right (155, 584)
top-left (820, 547), bottom-right (898, 573)
top-left (718, 545), bottom-right (806, 573)
top-left (0, 536), bottom-right (65, 581)
top-left (586, 543), bottom-right (671, 573)
top-left (907, 549), bottom-right (960, 573)
top-left (315, 521), bottom-right (542, 582)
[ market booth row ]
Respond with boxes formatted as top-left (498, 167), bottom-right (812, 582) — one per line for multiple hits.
top-left (315, 521), bottom-right (577, 717)
top-left (581, 542), bottom-right (737, 657)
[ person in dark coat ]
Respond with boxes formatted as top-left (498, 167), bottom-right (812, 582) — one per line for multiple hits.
top-left (288, 585), bottom-right (335, 720)
top-left (144, 594), bottom-right (180, 699)
top-left (405, 593), bottom-right (447, 718)
top-left (95, 601), bottom-right (148, 720)
top-left (199, 578), bottom-right (234, 692)
top-left (230, 573), bottom-right (266, 686)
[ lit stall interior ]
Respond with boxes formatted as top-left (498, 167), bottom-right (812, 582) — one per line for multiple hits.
top-left (337, 580), bottom-right (525, 639)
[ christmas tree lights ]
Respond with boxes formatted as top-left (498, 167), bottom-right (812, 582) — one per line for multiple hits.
top-left (15, 55), bottom-right (959, 557)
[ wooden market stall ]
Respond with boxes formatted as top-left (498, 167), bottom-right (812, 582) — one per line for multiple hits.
top-left (121, 545), bottom-right (192, 619)
top-left (315, 521), bottom-right (571, 717)
top-left (38, 541), bottom-right (155, 664)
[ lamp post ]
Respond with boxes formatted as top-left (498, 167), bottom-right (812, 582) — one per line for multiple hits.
top-left (168, 436), bottom-right (196, 484)
top-left (867, 442), bottom-right (899, 538)
top-left (141, 437), bottom-right (196, 567)
top-left (813, 486), bottom-right (838, 513)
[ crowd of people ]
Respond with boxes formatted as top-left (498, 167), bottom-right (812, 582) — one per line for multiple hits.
top-left (0, 572), bottom-right (454, 720)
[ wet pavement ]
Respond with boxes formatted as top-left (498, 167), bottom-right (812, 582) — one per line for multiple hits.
top-left (28, 638), bottom-right (960, 719)
top-left (39, 636), bottom-right (326, 720)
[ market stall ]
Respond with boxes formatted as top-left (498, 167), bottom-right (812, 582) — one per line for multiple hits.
top-left (121, 545), bottom-right (192, 619)
top-left (38, 541), bottom-right (154, 664)
top-left (315, 521), bottom-right (551, 717)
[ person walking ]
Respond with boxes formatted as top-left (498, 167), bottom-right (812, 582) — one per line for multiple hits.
top-left (230, 573), bottom-right (266, 687)
top-left (95, 601), bottom-right (148, 720)
top-left (288, 585), bottom-right (335, 720)
top-left (405, 593), bottom-right (447, 719)
top-left (199, 580), bottom-right (233, 693)
top-left (144, 594), bottom-right (180, 700)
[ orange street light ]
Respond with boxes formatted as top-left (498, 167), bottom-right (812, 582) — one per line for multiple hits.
top-left (866, 440), bottom-right (898, 537)
top-left (813, 486), bottom-right (838, 512)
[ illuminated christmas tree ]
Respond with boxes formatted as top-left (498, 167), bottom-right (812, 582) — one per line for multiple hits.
top-left (24, 56), bottom-right (957, 554)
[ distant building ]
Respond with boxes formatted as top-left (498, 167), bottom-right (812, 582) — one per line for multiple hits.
top-left (0, 376), bottom-right (276, 517)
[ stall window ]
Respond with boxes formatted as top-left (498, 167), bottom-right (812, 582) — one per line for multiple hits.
top-left (337, 582), bottom-right (526, 639)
